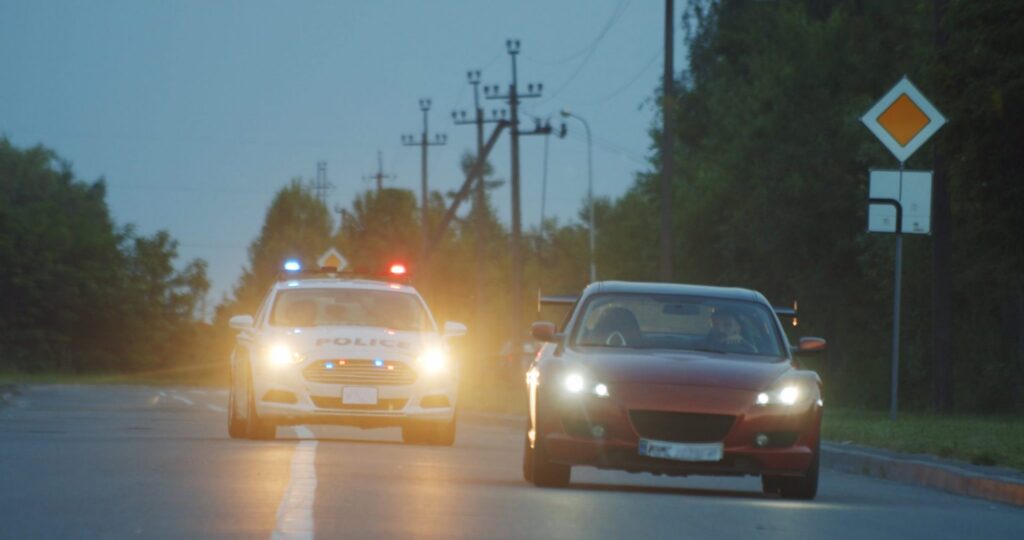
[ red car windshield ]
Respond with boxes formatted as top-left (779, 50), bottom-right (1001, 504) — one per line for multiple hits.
top-left (571, 294), bottom-right (786, 358)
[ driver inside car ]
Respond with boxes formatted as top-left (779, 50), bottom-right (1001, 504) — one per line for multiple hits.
top-left (592, 306), bottom-right (641, 347)
top-left (283, 299), bottom-right (318, 327)
top-left (706, 307), bottom-right (757, 354)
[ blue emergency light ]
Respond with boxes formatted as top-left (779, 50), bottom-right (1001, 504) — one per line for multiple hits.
top-left (283, 259), bottom-right (302, 272)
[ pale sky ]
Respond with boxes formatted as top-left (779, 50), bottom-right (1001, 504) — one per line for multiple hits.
top-left (1, 0), bottom-right (686, 313)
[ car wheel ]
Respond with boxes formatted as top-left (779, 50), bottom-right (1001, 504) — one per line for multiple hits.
top-left (778, 440), bottom-right (819, 500)
top-left (244, 370), bottom-right (276, 440)
top-left (402, 418), bottom-right (456, 446)
top-left (522, 435), bottom-right (535, 482)
top-left (227, 368), bottom-right (247, 439)
top-left (530, 407), bottom-right (570, 488)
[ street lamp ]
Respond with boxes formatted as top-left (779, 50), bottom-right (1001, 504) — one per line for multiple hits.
top-left (560, 109), bottom-right (596, 283)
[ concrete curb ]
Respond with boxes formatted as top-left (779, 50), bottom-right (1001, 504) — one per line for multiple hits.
top-left (823, 442), bottom-right (1024, 508)
top-left (461, 410), bottom-right (1024, 507)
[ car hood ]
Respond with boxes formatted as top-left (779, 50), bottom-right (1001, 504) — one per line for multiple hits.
top-left (261, 326), bottom-right (438, 361)
top-left (569, 349), bottom-right (791, 391)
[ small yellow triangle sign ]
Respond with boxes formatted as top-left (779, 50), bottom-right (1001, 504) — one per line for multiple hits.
top-left (317, 248), bottom-right (348, 270)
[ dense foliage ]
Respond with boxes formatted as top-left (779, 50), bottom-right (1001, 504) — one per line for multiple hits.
top-left (593, 0), bottom-right (1023, 411)
top-left (0, 138), bottom-right (209, 373)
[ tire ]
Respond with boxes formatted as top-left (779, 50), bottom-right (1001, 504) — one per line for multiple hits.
top-left (227, 368), bottom-right (247, 439)
top-left (777, 440), bottom-right (820, 500)
top-left (530, 407), bottom-right (570, 488)
top-left (522, 435), bottom-right (535, 482)
top-left (244, 370), bottom-right (276, 440)
top-left (402, 418), bottom-right (456, 446)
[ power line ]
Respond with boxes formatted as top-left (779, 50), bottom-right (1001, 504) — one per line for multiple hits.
top-left (579, 48), bottom-right (662, 107)
top-left (533, 0), bottom-right (634, 104)
top-left (522, 0), bottom-right (632, 66)
top-left (520, 109), bottom-right (647, 166)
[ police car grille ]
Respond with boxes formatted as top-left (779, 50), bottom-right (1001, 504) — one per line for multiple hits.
top-left (303, 359), bottom-right (417, 385)
top-left (628, 410), bottom-right (736, 443)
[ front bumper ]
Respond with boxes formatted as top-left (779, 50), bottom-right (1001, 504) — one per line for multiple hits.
top-left (537, 384), bottom-right (821, 477)
top-left (252, 360), bottom-right (457, 428)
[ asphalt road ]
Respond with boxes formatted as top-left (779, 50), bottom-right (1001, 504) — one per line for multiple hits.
top-left (1, 385), bottom-right (1022, 539)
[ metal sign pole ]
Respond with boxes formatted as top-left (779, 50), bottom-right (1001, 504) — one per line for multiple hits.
top-left (861, 76), bottom-right (945, 421)
top-left (890, 162), bottom-right (905, 421)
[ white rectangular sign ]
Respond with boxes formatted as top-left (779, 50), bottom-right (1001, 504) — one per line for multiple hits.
top-left (868, 170), bottom-right (932, 234)
top-left (342, 386), bottom-right (378, 405)
top-left (638, 439), bottom-right (723, 462)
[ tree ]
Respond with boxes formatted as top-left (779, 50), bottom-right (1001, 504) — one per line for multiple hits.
top-left (225, 179), bottom-right (334, 317)
top-left (0, 137), bottom-right (209, 373)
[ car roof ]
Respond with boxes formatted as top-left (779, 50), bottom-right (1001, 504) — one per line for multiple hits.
top-left (272, 278), bottom-right (418, 295)
top-left (583, 280), bottom-right (765, 303)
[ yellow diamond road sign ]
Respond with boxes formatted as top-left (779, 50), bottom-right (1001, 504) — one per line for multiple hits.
top-left (317, 248), bottom-right (347, 270)
top-left (862, 76), bottom-right (946, 163)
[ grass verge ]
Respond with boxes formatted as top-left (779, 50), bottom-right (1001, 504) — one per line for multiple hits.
top-left (824, 408), bottom-right (1024, 472)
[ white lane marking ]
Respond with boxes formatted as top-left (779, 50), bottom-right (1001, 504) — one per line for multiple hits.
top-left (272, 426), bottom-right (318, 540)
top-left (158, 391), bottom-right (167, 397)
top-left (206, 403), bottom-right (227, 413)
top-left (170, 394), bottom-right (194, 406)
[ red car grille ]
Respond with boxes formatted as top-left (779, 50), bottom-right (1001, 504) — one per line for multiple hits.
top-left (628, 411), bottom-right (736, 443)
top-left (303, 359), bottom-right (417, 385)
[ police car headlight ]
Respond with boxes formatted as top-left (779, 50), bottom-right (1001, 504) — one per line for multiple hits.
top-left (267, 344), bottom-right (304, 367)
top-left (417, 348), bottom-right (448, 375)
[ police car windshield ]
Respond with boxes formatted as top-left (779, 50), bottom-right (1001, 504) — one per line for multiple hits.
top-left (269, 288), bottom-right (433, 332)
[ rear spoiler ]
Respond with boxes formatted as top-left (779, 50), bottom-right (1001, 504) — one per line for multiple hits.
top-left (537, 292), bottom-right (578, 313)
top-left (773, 302), bottom-right (799, 327)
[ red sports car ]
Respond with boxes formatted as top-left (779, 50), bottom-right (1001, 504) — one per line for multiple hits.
top-left (523, 281), bottom-right (826, 499)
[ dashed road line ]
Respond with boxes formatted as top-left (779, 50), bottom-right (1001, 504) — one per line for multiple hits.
top-left (170, 394), bottom-right (194, 406)
top-left (205, 403), bottom-right (226, 413)
top-left (272, 426), bottom-right (318, 540)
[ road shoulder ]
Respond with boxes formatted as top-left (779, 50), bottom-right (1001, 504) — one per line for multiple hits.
top-left (463, 410), bottom-right (1024, 507)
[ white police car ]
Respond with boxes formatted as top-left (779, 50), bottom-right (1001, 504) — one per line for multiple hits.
top-left (226, 258), bottom-right (465, 445)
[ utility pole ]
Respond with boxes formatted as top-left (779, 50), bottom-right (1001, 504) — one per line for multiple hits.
top-left (483, 39), bottom-right (550, 367)
top-left (453, 70), bottom-right (507, 352)
top-left (363, 150), bottom-right (395, 193)
top-left (402, 99), bottom-right (447, 265)
top-left (658, 0), bottom-right (675, 281)
top-left (931, 0), bottom-right (953, 412)
top-left (314, 161), bottom-right (331, 204)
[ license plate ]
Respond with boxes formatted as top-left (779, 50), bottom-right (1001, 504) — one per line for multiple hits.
top-left (342, 386), bottom-right (378, 405)
top-left (638, 439), bottom-right (723, 462)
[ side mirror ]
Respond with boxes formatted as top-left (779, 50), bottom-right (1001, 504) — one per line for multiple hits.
top-left (443, 321), bottom-right (467, 338)
top-left (229, 315), bottom-right (254, 330)
top-left (793, 337), bottom-right (826, 356)
top-left (531, 321), bottom-right (560, 343)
